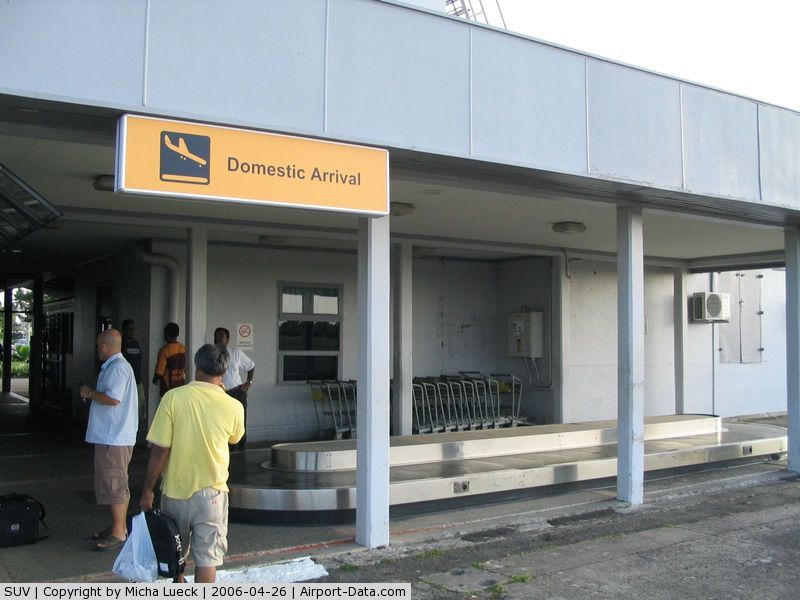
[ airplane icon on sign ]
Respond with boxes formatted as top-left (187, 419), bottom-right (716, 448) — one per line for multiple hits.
top-left (163, 134), bottom-right (207, 166)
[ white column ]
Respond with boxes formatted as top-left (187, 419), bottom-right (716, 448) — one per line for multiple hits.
top-left (392, 242), bottom-right (414, 436)
top-left (552, 255), bottom-right (568, 424)
top-left (784, 228), bottom-right (800, 472)
top-left (617, 206), bottom-right (645, 505)
top-left (186, 226), bottom-right (208, 376)
top-left (673, 268), bottom-right (688, 414)
top-left (356, 215), bottom-right (391, 547)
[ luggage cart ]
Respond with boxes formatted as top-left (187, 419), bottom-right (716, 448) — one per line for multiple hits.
top-left (308, 380), bottom-right (331, 439)
top-left (460, 372), bottom-right (498, 429)
top-left (422, 381), bottom-right (448, 432)
top-left (412, 381), bottom-right (433, 434)
top-left (491, 373), bottom-right (524, 426)
top-left (429, 379), bottom-right (462, 432)
top-left (442, 376), bottom-right (483, 430)
top-left (485, 376), bottom-right (508, 427)
top-left (340, 380), bottom-right (358, 439)
top-left (307, 380), bottom-right (356, 440)
top-left (308, 380), bottom-right (348, 440)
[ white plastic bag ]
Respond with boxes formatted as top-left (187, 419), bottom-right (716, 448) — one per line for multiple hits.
top-left (112, 512), bottom-right (158, 582)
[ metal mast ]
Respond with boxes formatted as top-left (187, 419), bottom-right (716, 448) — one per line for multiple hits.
top-left (445, 0), bottom-right (507, 29)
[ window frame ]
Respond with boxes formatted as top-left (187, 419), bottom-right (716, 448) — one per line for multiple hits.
top-left (276, 282), bottom-right (343, 384)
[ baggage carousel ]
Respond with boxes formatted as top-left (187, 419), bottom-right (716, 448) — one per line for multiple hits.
top-left (228, 415), bottom-right (786, 516)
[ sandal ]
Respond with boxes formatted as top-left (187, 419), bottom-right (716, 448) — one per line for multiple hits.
top-left (95, 534), bottom-right (126, 551)
top-left (90, 526), bottom-right (112, 540)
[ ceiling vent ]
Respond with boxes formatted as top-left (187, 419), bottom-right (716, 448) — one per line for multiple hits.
top-left (692, 292), bottom-right (731, 323)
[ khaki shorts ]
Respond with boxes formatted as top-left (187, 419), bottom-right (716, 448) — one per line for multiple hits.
top-left (94, 444), bottom-right (133, 505)
top-left (161, 487), bottom-right (229, 568)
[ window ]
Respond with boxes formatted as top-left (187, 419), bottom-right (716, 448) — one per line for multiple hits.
top-left (278, 284), bottom-right (341, 382)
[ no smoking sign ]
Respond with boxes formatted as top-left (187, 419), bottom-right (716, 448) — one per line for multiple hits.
top-left (237, 322), bottom-right (254, 348)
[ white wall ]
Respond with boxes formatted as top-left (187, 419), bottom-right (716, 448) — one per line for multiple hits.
top-left (562, 261), bottom-right (678, 423)
top-left (710, 269), bottom-right (787, 416)
top-left (562, 261), bottom-right (618, 422)
top-left (412, 258), bottom-right (498, 376)
top-left (561, 263), bottom-right (788, 422)
top-left (147, 242), bottom-right (361, 442)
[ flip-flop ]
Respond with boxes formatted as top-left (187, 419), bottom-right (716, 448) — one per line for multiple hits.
top-left (90, 526), bottom-right (112, 540)
top-left (95, 534), bottom-right (126, 551)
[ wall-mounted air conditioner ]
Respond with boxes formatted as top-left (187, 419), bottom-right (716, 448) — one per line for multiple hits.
top-left (692, 292), bottom-right (731, 322)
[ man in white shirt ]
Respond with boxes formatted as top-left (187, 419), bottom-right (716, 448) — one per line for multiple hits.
top-left (213, 327), bottom-right (255, 451)
top-left (79, 328), bottom-right (138, 551)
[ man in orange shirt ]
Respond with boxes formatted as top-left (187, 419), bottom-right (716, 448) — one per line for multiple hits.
top-left (153, 322), bottom-right (186, 397)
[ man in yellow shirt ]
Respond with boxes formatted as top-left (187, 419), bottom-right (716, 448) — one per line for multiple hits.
top-left (140, 344), bottom-right (244, 583)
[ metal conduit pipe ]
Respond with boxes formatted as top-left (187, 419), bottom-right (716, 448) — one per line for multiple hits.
top-left (135, 247), bottom-right (179, 324)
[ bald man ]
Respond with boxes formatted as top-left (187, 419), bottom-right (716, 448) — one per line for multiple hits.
top-left (80, 329), bottom-right (138, 551)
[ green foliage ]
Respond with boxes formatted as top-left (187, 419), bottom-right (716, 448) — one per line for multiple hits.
top-left (509, 574), bottom-right (531, 583)
top-left (14, 345), bottom-right (30, 362)
top-left (0, 361), bottom-right (29, 378)
top-left (414, 548), bottom-right (446, 560)
top-left (12, 362), bottom-right (28, 377)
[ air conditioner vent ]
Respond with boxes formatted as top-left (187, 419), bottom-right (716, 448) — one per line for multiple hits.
top-left (692, 292), bottom-right (731, 323)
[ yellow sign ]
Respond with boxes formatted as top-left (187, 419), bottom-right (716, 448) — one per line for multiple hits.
top-left (116, 114), bottom-right (389, 215)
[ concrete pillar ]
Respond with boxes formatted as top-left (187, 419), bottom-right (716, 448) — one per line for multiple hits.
top-left (392, 242), bottom-right (413, 436)
top-left (673, 269), bottom-right (688, 414)
top-left (356, 215), bottom-right (391, 548)
top-left (784, 227), bottom-right (800, 472)
top-left (186, 226), bottom-right (208, 375)
top-left (617, 206), bottom-right (645, 505)
top-left (552, 256), bottom-right (567, 424)
top-left (2, 285), bottom-right (11, 393)
top-left (29, 275), bottom-right (44, 407)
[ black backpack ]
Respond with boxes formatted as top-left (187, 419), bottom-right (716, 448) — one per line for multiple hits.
top-left (0, 494), bottom-right (48, 547)
top-left (128, 510), bottom-right (185, 582)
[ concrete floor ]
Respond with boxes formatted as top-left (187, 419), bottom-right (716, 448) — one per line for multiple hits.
top-left (0, 391), bottom-right (793, 587)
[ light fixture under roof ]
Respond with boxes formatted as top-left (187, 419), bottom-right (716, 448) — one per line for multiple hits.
top-left (93, 174), bottom-right (115, 192)
top-left (390, 202), bottom-right (416, 217)
top-left (552, 221), bottom-right (586, 234)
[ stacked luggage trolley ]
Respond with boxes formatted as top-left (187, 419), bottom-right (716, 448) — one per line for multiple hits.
top-left (308, 380), bottom-right (358, 440)
top-left (412, 373), bottom-right (524, 434)
top-left (309, 373), bottom-right (525, 440)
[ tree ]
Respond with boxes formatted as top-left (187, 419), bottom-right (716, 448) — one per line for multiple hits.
top-left (13, 288), bottom-right (33, 323)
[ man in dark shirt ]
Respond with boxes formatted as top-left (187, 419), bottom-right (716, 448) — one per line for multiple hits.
top-left (121, 319), bottom-right (146, 423)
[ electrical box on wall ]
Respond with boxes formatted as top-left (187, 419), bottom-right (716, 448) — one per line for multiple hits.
top-left (507, 311), bottom-right (544, 358)
top-left (692, 292), bottom-right (731, 322)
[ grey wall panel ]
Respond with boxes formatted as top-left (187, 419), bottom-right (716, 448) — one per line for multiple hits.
top-left (587, 60), bottom-right (682, 188)
top-left (146, 0), bottom-right (327, 132)
top-left (471, 30), bottom-right (586, 174)
top-left (0, 0), bottom-right (145, 106)
top-left (682, 85), bottom-right (760, 201)
top-left (759, 105), bottom-right (800, 209)
top-left (326, 0), bottom-right (470, 154)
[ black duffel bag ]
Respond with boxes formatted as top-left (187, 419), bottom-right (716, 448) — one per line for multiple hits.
top-left (145, 509), bottom-right (185, 582)
top-left (126, 509), bottom-right (185, 582)
top-left (0, 493), bottom-right (48, 547)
